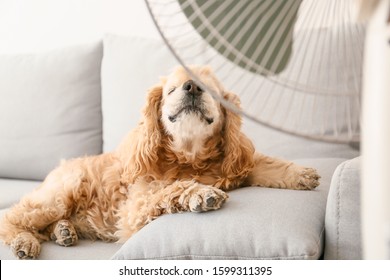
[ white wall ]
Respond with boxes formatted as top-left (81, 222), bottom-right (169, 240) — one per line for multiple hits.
top-left (0, 0), bottom-right (161, 53)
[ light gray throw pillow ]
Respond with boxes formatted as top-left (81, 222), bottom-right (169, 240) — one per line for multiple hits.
top-left (112, 158), bottom-right (345, 260)
top-left (0, 42), bottom-right (103, 180)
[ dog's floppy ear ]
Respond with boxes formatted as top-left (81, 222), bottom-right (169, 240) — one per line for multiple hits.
top-left (118, 84), bottom-right (163, 182)
top-left (134, 84), bottom-right (164, 175)
top-left (221, 91), bottom-right (255, 187)
top-left (143, 84), bottom-right (163, 132)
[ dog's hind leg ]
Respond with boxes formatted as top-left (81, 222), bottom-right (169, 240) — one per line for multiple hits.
top-left (0, 196), bottom-right (65, 259)
top-left (0, 195), bottom-right (67, 259)
top-left (0, 162), bottom-right (83, 259)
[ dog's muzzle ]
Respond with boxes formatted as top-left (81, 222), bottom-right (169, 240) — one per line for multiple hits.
top-left (168, 80), bottom-right (214, 125)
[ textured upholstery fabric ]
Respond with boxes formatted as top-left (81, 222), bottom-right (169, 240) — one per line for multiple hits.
top-left (0, 42), bottom-right (103, 180)
top-left (324, 157), bottom-right (362, 259)
top-left (112, 158), bottom-right (345, 260)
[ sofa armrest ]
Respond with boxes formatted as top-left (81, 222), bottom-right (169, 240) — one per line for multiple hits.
top-left (324, 157), bottom-right (362, 259)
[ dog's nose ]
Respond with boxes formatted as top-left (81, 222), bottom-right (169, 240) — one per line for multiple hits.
top-left (183, 80), bottom-right (203, 96)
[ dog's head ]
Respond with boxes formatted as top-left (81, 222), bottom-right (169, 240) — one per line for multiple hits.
top-left (160, 66), bottom-right (225, 153)
top-left (128, 65), bottom-right (254, 183)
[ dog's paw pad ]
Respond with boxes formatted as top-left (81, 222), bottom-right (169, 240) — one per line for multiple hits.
top-left (187, 186), bottom-right (228, 212)
top-left (63, 238), bottom-right (74, 246)
top-left (11, 232), bottom-right (41, 259)
top-left (297, 167), bottom-right (321, 190)
top-left (206, 196), bottom-right (216, 207)
top-left (17, 250), bottom-right (27, 259)
top-left (52, 220), bottom-right (78, 247)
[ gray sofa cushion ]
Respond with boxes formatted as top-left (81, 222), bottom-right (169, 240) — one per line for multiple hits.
top-left (324, 157), bottom-right (362, 259)
top-left (0, 42), bottom-right (103, 181)
top-left (112, 158), bottom-right (345, 260)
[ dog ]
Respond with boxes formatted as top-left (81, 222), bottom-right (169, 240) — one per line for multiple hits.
top-left (0, 65), bottom-right (320, 259)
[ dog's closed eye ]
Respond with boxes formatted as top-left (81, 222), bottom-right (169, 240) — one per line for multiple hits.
top-left (167, 87), bottom-right (176, 95)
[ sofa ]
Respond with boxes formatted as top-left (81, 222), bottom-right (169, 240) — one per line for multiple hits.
top-left (0, 34), bottom-right (361, 260)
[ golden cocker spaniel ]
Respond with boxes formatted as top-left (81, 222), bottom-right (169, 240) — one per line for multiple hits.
top-left (0, 65), bottom-right (320, 259)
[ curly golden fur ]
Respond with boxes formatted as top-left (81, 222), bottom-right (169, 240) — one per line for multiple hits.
top-left (0, 66), bottom-right (320, 259)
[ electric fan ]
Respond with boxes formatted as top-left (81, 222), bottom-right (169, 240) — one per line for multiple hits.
top-left (144, 0), bottom-right (365, 144)
top-left (146, 0), bottom-right (390, 260)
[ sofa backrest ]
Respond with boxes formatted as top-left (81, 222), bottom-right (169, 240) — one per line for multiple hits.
top-left (0, 34), bottom-right (360, 181)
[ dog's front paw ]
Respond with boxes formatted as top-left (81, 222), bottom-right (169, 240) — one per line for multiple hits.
top-left (50, 219), bottom-right (78, 247)
top-left (179, 184), bottom-right (228, 212)
top-left (11, 232), bottom-right (41, 259)
top-left (294, 167), bottom-right (321, 190)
